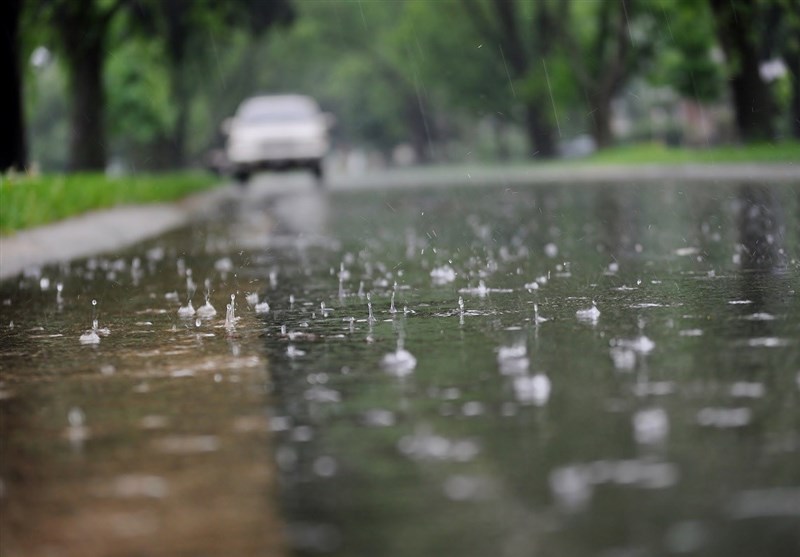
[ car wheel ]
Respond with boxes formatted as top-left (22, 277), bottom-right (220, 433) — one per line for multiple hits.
top-left (310, 161), bottom-right (324, 185)
top-left (233, 169), bottom-right (250, 185)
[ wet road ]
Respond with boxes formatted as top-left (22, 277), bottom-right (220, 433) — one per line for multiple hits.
top-left (1, 172), bottom-right (799, 556)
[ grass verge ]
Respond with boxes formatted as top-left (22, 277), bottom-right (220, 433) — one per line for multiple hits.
top-left (581, 141), bottom-right (800, 165)
top-left (0, 172), bottom-right (219, 234)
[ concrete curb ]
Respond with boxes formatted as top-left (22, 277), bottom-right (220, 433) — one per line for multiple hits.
top-left (0, 183), bottom-right (236, 280)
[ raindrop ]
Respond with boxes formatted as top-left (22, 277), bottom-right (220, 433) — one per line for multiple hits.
top-left (313, 456), bottom-right (338, 478)
top-left (197, 291), bottom-right (217, 319)
top-left (533, 303), bottom-right (548, 324)
top-left (430, 265), bottom-right (457, 284)
top-left (68, 407), bottom-right (85, 427)
top-left (225, 294), bottom-right (237, 329)
top-left (214, 257), bottom-right (233, 273)
top-left (177, 300), bottom-right (195, 318)
top-left (513, 374), bottom-right (551, 406)
top-left (576, 300), bottom-right (600, 323)
top-left (633, 407), bottom-right (669, 444)
top-left (79, 299), bottom-right (108, 344)
top-left (381, 336), bottom-right (417, 377)
top-left (367, 293), bottom-right (376, 324)
top-left (697, 407), bottom-right (752, 428)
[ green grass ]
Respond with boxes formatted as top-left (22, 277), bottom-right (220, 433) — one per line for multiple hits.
top-left (0, 172), bottom-right (219, 234)
top-left (581, 141), bottom-right (800, 165)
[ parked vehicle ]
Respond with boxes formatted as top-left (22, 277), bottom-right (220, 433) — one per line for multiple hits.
top-left (223, 95), bottom-right (333, 184)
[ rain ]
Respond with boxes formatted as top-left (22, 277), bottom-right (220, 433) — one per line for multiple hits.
top-left (2, 1), bottom-right (800, 556)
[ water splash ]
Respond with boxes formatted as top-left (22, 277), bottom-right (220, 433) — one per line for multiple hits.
top-left (533, 303), bottom-right (548, 324)
top-left (79, 299), bottom-right (108, 344)
top-left (177, 300), bottom-right (195, 318)
top-left (389, 291), bottom-right (397, 314)
top-left (381, 335), bottom-right (417, 377)
top-left (430, 265), bottom-right (457, 284)
top-left (459, 280), bottom-right (512, 297)
top-left (196, 279), bottom-right (217, 318)
top-left (367, 293), bottom-right (376, 324)
top-left (178, 273), bottom-right (196, 317)
top-left (513, 373), bottom-right (551, 406)
top-left (255, 298), bottom-right (271, 314)
top-left (225, 294), bottom-right (237, 329)
top-left (633, 407), bottom-right (669, 444)
top-left (576, 300), bottom-right (600, 323)
top-left (497, 343), bottom-right (529, 375)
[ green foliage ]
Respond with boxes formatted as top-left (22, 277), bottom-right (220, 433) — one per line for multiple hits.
top-left (581, 141), bottom-right (800, 164)
top-left (0, 172), bottom-right (217, 233)
top-left (651, 0), bottom-right (722, 101)
top-left (18, 0), bottom-right (798, 171)
top-left (106, 39), bottom-right (175, 144)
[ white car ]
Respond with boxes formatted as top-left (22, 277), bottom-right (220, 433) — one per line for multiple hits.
top-left (224, 95), bottom-right (332, 184)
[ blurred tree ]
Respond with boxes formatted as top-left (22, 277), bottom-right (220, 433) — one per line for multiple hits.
top-left (403, 1), bottom-right (522, 160)
top-left (30, 0), bottom-right (129, 171)
top-left (24, 0), bottom-right (292, 172)
top-left (561, 0), bottom-right (656, 148)
top-left (131, 0), bottom-right (293, 168)
top-left (0, 0), bottom-right (27, 172)
top-left (461, 0), bottom-right (561, 157)
top-left (708, 0), bottom-right (777, 141)
top-left (304, 1), bottom-right (439, 161)
top-left (771, 0), bottom-right (800, 139)
top-left (653, 0), bottom-right (722, 103)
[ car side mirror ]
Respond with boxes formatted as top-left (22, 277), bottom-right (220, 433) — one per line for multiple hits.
top-left (221, 117), bottom-right (233, 135)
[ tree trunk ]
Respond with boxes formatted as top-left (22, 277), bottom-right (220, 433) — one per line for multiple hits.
top-left (0, 0), bottom-right (27, 172)
top-left (785, 40), bottom-right (800, 140)
top-left (164, 0), bottom-right (189, 168)
top-left (405, 92), bottom-right (433, 163)
top-left (709, 0), bottom-right (776, 142)
top-left (790, 54), bottom-right (800, 140)
top-left (524, 105), bottom-right (557, 158)
top-left (169, 99), bottom-right (189, 167)
top-left (589, 93), bottom-right (614, 149)
top-left (66, 39), bottom-right (107, 171)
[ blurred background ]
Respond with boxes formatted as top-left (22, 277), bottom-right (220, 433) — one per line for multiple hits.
top-left (1, 0), bottom-right (799, 175)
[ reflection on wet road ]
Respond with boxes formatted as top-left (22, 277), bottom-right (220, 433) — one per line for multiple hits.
top-left (2, 175), bottom-right (799, 556)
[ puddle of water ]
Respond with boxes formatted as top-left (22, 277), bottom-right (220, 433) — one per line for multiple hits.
top-left (1, 181), bottom-right (799, 556)
top-left (0, 222), bottom-right (286, 556)
top-left (256, 182), bottom-right (799, 556)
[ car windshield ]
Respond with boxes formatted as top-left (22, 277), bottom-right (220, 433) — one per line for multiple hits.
top-left (237, 98), bottom-right (317, 124)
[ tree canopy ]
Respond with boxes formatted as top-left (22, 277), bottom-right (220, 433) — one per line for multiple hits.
top-left (8, 0), bottom-right (797, 173)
